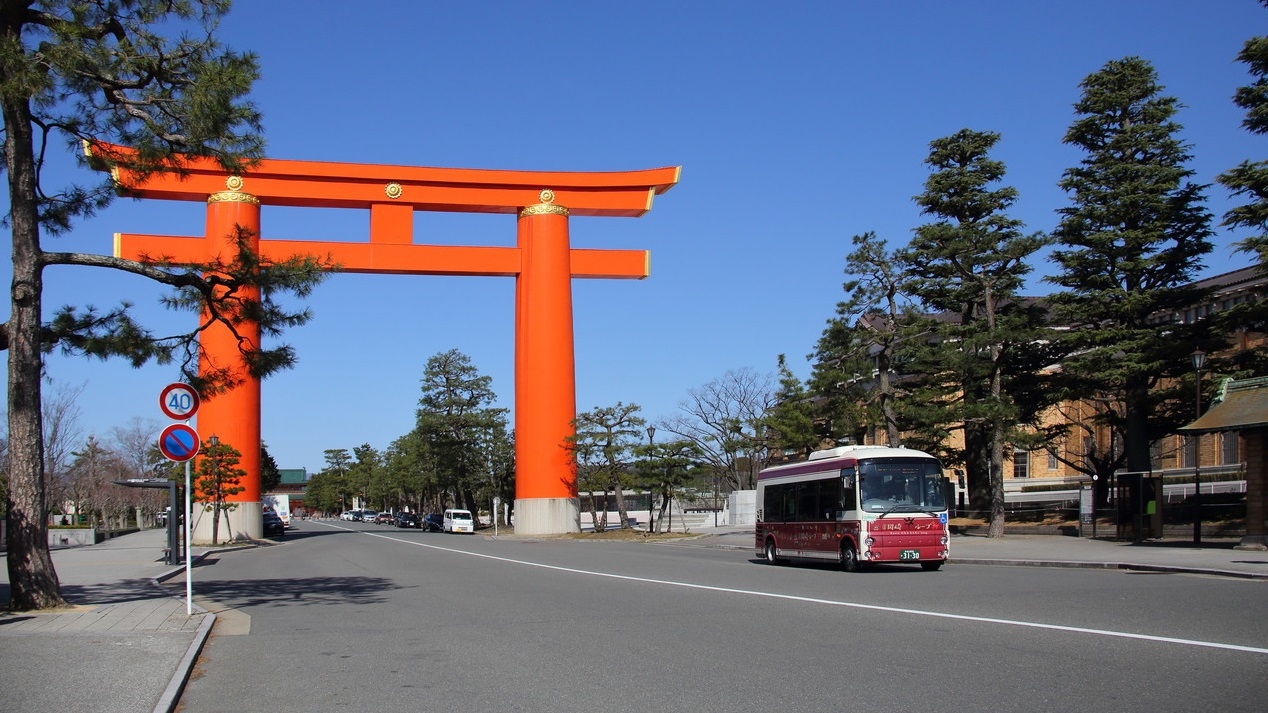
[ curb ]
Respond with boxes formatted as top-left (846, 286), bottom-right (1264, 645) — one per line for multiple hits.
top-left (148, 552), bottom-right (217, 713)
top-left (949, 557), bottom-right (1268, 580)
top-left (151, 611), bottom-right (215, 713)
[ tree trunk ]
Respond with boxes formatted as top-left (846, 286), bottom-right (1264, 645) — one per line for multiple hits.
top-left (965, 422), bottom-right (992, 513)
top-left (612, 477), bottom-right (630, 528)
top-left (987, 426), bottom-right (1007, 538)
top-left (3, 92), bottom-right (66, 610)
top-left (1124, 381), bottom-right (1153, 476)
top-left (587, 498), bottom-right (601, 533)
top-left (987, 344), bottom-right (1007, 539)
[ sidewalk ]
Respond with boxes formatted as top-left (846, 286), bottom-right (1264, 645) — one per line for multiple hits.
top-left (0, 527), bottom-right (213, 713)
top-left (693, 524), bottom-right (1268, 579)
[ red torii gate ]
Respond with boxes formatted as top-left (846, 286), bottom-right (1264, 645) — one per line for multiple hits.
top-left (90, 143), bottom-right (678, 537)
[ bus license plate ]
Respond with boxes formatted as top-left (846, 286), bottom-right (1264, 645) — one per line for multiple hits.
top-left (899, 549), bottom-right (920, 560)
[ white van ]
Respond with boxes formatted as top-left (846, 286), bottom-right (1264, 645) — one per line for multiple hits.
top-left (443, 508), bottom-right (474, 534)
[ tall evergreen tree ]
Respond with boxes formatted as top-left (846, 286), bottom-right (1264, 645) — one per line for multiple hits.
top-left (763, 354), bottom-right (819, 459)
top-left (811, 231), bottom-right (926, 450)
top-left (1, 2), bottom-right (328, 610)
top-left (382, 430), bottom-right (436, 513)
top-left (317, 448), bottom-right (353, 513)
top-left (1046, 57), bottom-right (1214, 494)
top-left (415, 349), bottom-right (509, 516)
top-left (259, 442), bottom-right (282, 494)
top-left (897, 129), bottom-right (1049, 536)
top-left (1217, 2), bottom-right (1268, 374)
top-left (348, 444), bottom-right (383, 509)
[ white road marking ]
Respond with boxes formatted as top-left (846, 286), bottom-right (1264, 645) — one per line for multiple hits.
top-left (320, 522), bottom-right (1268, 655)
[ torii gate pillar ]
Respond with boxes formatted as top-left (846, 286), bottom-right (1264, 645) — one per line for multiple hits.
top-left (196, 192), bottom-right (264, 542)
top-left (91, 143), bottom-right (678, 538)
top-left (515, 197), bottom-right (579, 531)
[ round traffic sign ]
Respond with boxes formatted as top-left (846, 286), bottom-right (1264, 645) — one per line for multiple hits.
top-left (159, 382), bottom-right (200, 420)
top-left (159, 423), bottom-right (200, 462)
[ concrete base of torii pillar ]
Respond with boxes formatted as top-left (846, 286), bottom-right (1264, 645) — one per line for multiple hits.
top-left (514, 497), bottom-right (581, 535)
top-left (190, 501), bottom-right (262, 545)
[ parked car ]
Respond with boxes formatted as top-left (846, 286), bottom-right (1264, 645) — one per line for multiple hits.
top-left (421, 513), bottom-right (443, 532)
top-left (394, 512), bottom-right (420, 528)
top-left (375, 511), bottom-right (395, 525)
top-left (443, 508), bottom-right (475, 534)
top-left (359, 510), bottom-right (378, 523)
top-left (262, 511), bottom-right (286, 537)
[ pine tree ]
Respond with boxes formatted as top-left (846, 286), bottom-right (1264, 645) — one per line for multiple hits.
top-left (1, 2), bottom-right (328, 609)
top-left (1217, 3), bottom-right (1268, 374)
top-left (763, 355), bottom-right (819, 459)
top-left (415, 349), bottom-right (509, 516)
top-left (811, 231), bottom-right (927, 450)
top-left (1047, 57), bottom-right (1214, 492)
top-left (194, 439), bottom-right (246, 546)
top-left (570, 402), bottom-right (645, 531)
top-left (897, 129), bottom-right (1048, 536)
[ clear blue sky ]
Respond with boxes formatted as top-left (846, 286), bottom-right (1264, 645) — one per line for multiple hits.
top-left (8, 1), bottom-right (1265, 475)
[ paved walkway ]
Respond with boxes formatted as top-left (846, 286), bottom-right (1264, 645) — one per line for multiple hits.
top-left (0, 527), bottom-right (213, 713)
top-left (1, 524), bottom-right (1264, 713)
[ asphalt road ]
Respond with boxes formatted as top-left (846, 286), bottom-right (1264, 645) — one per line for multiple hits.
top-left (174, 520), bottom-right (1268, 713)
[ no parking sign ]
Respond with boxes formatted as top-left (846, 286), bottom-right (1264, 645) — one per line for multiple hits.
top-left (159, 423), bottom-right (200, 462)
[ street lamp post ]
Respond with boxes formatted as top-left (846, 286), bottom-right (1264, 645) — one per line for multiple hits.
top-left (1191, 349), bottom-right (1205, 545)
top-left (713, 473), bottom-right (720, 527)
top-left (646, 426), bottom-right (656, 534)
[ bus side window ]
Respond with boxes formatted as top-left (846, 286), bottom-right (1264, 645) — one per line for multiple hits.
top-left (841, 483), bottom-right (856, 515)
top-left (797, 488), bottom-right (817, 521)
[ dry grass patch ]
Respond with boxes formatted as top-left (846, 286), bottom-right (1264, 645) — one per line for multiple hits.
top-left (485, 526), bottom-right (704, 541)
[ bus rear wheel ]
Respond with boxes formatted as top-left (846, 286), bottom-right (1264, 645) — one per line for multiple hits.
top-left (921, 561), bottom-right (943, 571)
top-left (840, 544), bottom-right (860, 572)
top-left (764, 539), bottom-right (781, 565)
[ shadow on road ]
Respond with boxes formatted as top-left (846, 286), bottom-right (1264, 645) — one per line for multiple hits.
top-left (178, 575), bottom-right (397, 609)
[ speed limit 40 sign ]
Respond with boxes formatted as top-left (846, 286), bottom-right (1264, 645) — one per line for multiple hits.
top-left (159, 382), bottom-right (200, 420)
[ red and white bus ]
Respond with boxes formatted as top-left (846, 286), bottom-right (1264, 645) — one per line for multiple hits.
top-left (755, 445), bottom-right (950, 571)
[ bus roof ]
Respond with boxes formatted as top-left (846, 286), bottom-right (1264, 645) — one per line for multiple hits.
top-left (806, 445), bottom-right (925, 461)
top-left (758, 445), bottom-right (938, 481)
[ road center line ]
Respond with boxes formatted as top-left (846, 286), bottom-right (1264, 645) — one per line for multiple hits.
top-left (323, 522), bottom-right (1268, 655)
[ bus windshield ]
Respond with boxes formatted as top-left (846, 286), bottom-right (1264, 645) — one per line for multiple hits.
top-left (858, 458), bottom-right (946, 513)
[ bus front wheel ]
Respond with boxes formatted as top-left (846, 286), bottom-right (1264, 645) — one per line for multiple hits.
top-left (764, 539), bottom-right (781, 565)
top-left (840, 544), bottom-right (860, 572)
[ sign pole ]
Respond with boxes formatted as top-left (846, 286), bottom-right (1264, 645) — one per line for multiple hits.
top-left (185, 458), bottom-right (193, 615)
top-left (158, 382), bottom-right (200, 616)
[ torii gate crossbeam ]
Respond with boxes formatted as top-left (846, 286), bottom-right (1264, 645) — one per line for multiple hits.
top-left (90, 143), bottom-right (678, 538)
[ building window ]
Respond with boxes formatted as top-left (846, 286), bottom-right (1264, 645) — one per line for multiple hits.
top-left (1221, 431), bottom-right (1239, 465)
top-left (1047, 451), bottom-right (1058, 471)
top-left (1013, 449), bottom-right (1030, 479)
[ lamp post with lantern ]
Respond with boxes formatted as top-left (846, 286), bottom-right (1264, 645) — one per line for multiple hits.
top-left (1191, 349), bottom-right (1205, 545)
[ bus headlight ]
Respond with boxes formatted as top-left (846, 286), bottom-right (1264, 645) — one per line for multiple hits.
top-left (864, 537), bottom-right (875, 546)
top-left (940, 535), bottom-right (948, 545)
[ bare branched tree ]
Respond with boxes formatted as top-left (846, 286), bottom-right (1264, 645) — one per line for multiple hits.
top-left (660, 367), bottom-right (777, 492)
